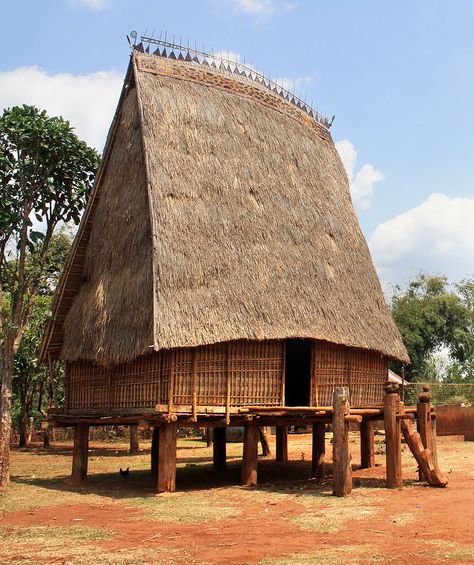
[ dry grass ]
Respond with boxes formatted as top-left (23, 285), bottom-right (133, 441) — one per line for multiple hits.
top-left (257, 544), bottom-right (383, 564)
top-left (0, 525), bottom-right (114, 543)
top-left (292, 506), bottom-right (378, 534)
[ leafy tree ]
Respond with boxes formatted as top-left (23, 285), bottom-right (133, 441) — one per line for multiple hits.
top-left (0, 105), bottom-right (99, 485)
top-left (391, 274), bottom-right (474, 382)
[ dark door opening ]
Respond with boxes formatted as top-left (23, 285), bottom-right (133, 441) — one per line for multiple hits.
top-left (285, 339), bottom-right (312, 406)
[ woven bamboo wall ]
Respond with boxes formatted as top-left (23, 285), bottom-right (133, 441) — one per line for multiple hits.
top-left (66, 339), bottom-right (387, 414)
top-left (312, 341), bottom-right (387, 407)
top-left (66, 340), bottom-right (284, 414)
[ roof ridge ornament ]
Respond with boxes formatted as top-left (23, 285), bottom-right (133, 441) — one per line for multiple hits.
top-left (128, 31), bottom-right (334, 129)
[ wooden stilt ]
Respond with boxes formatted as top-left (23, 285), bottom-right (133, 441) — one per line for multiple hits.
top-left (151, 426), bottom-right (159, 475)
top-left (129, 424), bottom-right (139, 454)
top-left (213, 427), bottom-right (227, 470)
top-left (241, 420), bottom-right (258, 486)
top-left (72, 423), bottom-right (89, 480)
top-left (332, 387), bottom-right (352, 496)
top-left (275, 426), bottom-right (288, 462)
top-left (360, 417), bottom-right (375, 469)
top-left (156, 422), bottom-right (177, 493)
top-left (258, 427), bottom-right (271, 457)
top-left (384, 383), bottom-right (402, 488)
top-left (311, 422), bottom-right (325, 479)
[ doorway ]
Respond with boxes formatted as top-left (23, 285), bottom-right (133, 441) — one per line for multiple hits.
top-left (284, 339), bottom-right (312, 406)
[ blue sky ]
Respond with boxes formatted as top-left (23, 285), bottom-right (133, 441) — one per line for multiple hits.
top-left (1, 0), bottom-right (473, 291)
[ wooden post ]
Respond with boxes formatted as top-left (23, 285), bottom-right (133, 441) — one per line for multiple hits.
top-left (213, 426), bottom-right (227, 470)
top-left (72, 423), bottom-right (89, 480)
top-left (241, 420), bottom-right (258, 486)
top-left (417, 384), bottom-right (434, 480)
top-left (311, 422), bottom-right (325, 479)
top-left (384, 383), bottom-right (402, 488)
top-left (258, 427), bottom-right (271, 457)
top-left (360, 417), bottom-right (375, 469)
top-left (151, 426), bottom-right (159, 475)
top-left (156, 422), bottom-right (177, 493)
top-left (129, 424), bottom-right (139, 454)
top-left (332, 387), bottom-right (352, 496)
top-left (275, 426), bottom-right (288, 462)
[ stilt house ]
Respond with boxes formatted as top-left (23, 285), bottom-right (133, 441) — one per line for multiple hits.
top-left (41, 37), bottom-right (411, 492)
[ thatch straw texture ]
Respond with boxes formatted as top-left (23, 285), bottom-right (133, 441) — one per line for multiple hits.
top-left (54, 53), bottom-right (408, 364)
top-left (61, 85), bottom-right (154, 364)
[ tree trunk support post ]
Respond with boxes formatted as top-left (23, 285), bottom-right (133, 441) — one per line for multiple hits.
top-left (241, 420), bottom-right (258, 486)
top-left (72, 423), bottom-right (89, 480)
top-left (258, 427), bottom-right (271, 457)
top-left (332, 387), bottom-right (352, 496)
top-left (129, 424), bottom-right (139, 454)
top-left (151, 426), bottom-right (159, 476)
top-left (311, 422), bottom-right (325, 479)
top-left (417, 384), bottom-right (435, 479)
top-left (360, 417), bottom-right (375, 469)
top-left (384, 383), bottom-right (402, 488)
top-left (155, 422), bottom-right (177, 493)
top-left (213, 426), bottom-right (227, 470)
top-left (275, 426), bottom-right (288, 463)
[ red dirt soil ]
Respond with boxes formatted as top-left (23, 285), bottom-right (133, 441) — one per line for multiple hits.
top-left (2, 436), bottom-right (473, 564)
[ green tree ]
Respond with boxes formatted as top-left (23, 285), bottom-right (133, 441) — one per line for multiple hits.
top-left (0, 105), bottom-right (99, 485)
top-left (391, 274), bottom-right (474, 382)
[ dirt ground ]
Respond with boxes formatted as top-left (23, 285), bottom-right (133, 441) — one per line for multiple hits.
top-left (0, 432), bottom-right (473, 564)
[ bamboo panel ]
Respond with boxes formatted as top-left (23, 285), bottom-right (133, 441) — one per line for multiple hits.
top-left (230, 340), bottom-right (283, 407)
top-left (312, 342), bottom-right (387, 407)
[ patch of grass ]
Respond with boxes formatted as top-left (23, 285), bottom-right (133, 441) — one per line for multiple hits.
top-left (257, 544), bottom-right (381, 565)
top-left (291, 506), bottom-right (378, 534)
top-left (0, 525), bottom-right (114, 543)
top-left (421, 539), bottom-right (474, 561)
top-left (125, 492), bottom-right (240, 524)
top-left (0, 544), bottom-right (179, 565)
top-left (390, 511), bottom-right (418, 526)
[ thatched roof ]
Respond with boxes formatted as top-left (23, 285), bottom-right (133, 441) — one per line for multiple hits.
top-left (41, 51), bottom-right (409, 365)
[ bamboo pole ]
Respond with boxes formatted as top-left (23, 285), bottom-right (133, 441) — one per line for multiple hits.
top-left (384, 383), bottom-right (402, 488)
top-left (168, 351), bottom-right (175, 417)
top-left (225, 343), bottom-right (231, 425)
top-left (191, 348), bottom-right (198, 423)
top-left (332, 387), bottom-right (352, 496)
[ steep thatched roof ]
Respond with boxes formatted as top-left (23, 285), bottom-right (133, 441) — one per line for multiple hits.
top-left (41, 51), bottom-right (409, 365)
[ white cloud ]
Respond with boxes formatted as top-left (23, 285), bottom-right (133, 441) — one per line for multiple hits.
top-left (335, 139), bottom-right (385, 209)
top-left (0, 66), bottom-right (122, 150)
top-left (370, 193), bottom-right (474, 288)
top-left (275, 74), bottom-right (311, 92)
top-left (67, 0), bottom-right (108, 10)
top-left (230, 0), bottom-right (275, 15)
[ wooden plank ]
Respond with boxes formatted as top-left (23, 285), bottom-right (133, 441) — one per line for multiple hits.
top-left (384, 385), bottom-right (402, 488)
top-left (360, 417), bottom-right (375, 469)
top-left (241, 421), bottom-right (258, 486)
top-left (275, 426), bottom-right (288, 463)
top-left (401, 418), bottom-right (447, 487)
top-left (213, 427), bottom-right (227, 470)
top-left (332, 387), bottom-right (352, 496)
top-left (311, 422), bottom-right (325, 479)
top-left (71, 423), bottom-right (89, 480)
top-left (156, 422), bottom-right (177, 493)
top-left (168, 351), bottom-right (175, 417)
